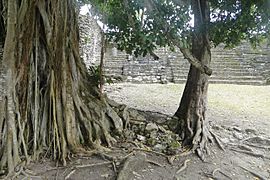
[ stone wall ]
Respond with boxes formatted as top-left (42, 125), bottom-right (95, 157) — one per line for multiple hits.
top-left (79, 15), bottom-right (102, 67)
top-left (78, 14), bottom-right (270, 85)
top-left (234, 43), bottom-right (270, 83)
top-left (104, 47), bottom-right (185, 83)
top-left (0, 16), bottom-right (269, 86)
top-left (104, 43), bottom-right (270, 84)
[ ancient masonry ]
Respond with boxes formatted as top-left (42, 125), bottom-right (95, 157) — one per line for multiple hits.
top-left (79, 15), bottom-right (270, 85)
top-left (0, 16), bottom-right (269, 86)
top-left (79, 15), bottom-right (102, 68)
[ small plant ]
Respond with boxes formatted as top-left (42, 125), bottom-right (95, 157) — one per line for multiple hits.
top-left (88, 65), bottom-right (114, 87)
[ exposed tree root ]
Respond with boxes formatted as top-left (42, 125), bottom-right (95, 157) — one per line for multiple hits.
top-left (243, 142), bottom-right (270, 150)
top-left (237, 144), bottom-right (254, 152)
top-left (112, 161), bottom-right (117, 172)
top-left (239, 166), bottom-right (268, 180)
top-left (209, 130), bottom-right (225, 151)
top-left (212, 168), bottom-right (220, 177)
top-left (176, 159), bottom-right (191, 174)
top-left (168, 150), bottom-right (192, 165)
top-left (212, 168), bottom-right (232, 180)
top-left (95, 151), bottom-right (117, 162)
top-left (242, 136), bottom-right (270, 148)
top-left (230, 148), bottom-right (270, 159)
top-left (20, 171), bottom-right (42, 180)
top-left (64, 169), bottom-right (76, 180)
top-left (38, 161), bottom-right (113, 177)
top-left (4, 166), bottom-right (42, 180)
top-left (146, 160), bottom-right (164, 167)
top-left (75, 161), bottom-right (112, 169)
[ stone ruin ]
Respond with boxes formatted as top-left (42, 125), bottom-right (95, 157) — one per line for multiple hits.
top-left (79, 15), bottom-right (102, 68)
top-left (0, 15), bottom-right (269, 86)
top-left (79, 15), bottom-right (270, 85)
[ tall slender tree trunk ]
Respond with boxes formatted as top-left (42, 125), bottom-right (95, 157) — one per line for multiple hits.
top-left (99, 32), bottom-right (106, 94)
top-left (174, 0), bottom-right (213, 160)
top-left (0, 0), bottom-right (127, 175)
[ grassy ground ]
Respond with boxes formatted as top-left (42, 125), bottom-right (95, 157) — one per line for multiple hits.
top-left (208, 84), bottom-right (270, 117)
top-left (105, 83), bottom-right (270, 118)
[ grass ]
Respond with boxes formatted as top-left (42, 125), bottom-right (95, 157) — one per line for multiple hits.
top-left (208, 84), bottom-right (270, 117)
top-left (107, 83), bottom-right (270, 118)
top-left (167, 83), bottom-right (270, 117)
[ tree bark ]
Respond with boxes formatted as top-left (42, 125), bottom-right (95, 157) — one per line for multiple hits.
top-left (0, 0), bottom-right (126, 175)
top-left (174, 0), bottom-right (213, 160)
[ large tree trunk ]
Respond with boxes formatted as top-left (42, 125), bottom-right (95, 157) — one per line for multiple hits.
top-left (174, 0), bottom-right (213, 160)
top-left (0, 0), bottom-right (125, 175)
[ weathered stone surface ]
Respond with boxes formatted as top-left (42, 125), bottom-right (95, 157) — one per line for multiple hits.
top-left (1, 15), bottom-right (269, 86)
top-left (79, 15), bottom-right (270, 85)
top-left (145, 122), bottom-right (159, 132)
top-left (79, 15), bottom-right (102, 67)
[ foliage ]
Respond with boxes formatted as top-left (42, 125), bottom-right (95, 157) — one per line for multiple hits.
top-left (88, 65), bottom-right (114, 86)
top-left (89, 0), bottom-right (191, 56)
top-left (86, 0), bottom-right (270, 54)
top-left (209, 0), bottom-right (270, 48)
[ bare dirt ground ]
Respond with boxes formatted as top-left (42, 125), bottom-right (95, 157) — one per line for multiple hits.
top-left (13, 83), bottom-right (270, 180)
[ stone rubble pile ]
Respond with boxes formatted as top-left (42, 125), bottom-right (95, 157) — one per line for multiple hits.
top-left (120, 109), bottom-right (183, 155)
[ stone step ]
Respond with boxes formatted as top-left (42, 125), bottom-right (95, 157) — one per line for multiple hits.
top-left (173, 74), bottom-right (264, 80)
top-left (212, 72), bottom-right (260, 76)
top-left (104, 66), bottom-right (122, 69)
top-left (210, 66), bottom-right (254, 70)
top-left (100, 44), bottom-right (269, 85)
top-left (171, 67), bottom-right (256, 73)
top-left (211, 62), bottom-right (241, 65)
top-left (174, 72), bottom-right (261, 78)
top-left (170, 61), bottom-right (243, 67)
top-left (209, 79), bottom-right (266, 85)
top-left (212, 76), bottom-right (264, 80)
top-left (176, 69), bottom-right (260, 74)
top-left (173, 78), bottom-right (265, 85)
top-left (104, 59), bottom-right (250, 67)
top-left (104, 62), bottom-right (125, 66)
top-left (211, 55), bottom-right (241, 59)
top-left (168, 62), bottom-right (244, 67)
top-left (105, 69), bottom-right (123, 74)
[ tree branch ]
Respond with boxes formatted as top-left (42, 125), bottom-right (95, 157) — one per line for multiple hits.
top-left (179, 48), bottom-right (212, 76)
top-left (170, 38), bottom-right (212, 76)
top-left (149, 0), bottom-right (212, 76)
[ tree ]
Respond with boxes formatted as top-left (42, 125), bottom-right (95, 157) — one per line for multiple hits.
top-left (174, 0), bottom-right (270, 159)
top-left (174, 0), bottom-right (212, 159)
top-left (89, 0), bottom-right (270, 159)
top-left (0, 0), bottom-right (126, 175)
